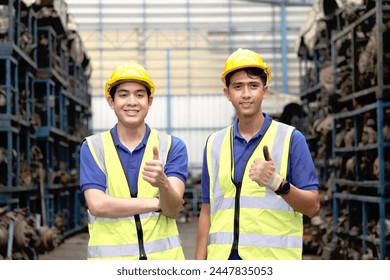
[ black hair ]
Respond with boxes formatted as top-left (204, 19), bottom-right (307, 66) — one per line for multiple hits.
top-left (109, 83), bottom-right (152, 100)
top-left (225, 67), bottom-right (267, 87)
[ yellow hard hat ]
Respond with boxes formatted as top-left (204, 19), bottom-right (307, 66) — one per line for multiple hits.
top-left (104, 61), bottom-right (155, 99)
top-left (221, 48), bottom-right (272, 86)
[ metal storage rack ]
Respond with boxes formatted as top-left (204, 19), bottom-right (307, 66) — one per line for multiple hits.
top-left (0, 0), bottom-right (91, 259)
top-left (297, 0), bottom-right (390, 259)
top-left (299, 71), bottom-right (330, 190)
top-left (330, 1), bottom-right (390, 259)
top-left (298, 28), bottom-right (334, 208)
top-left (297, 27), bottom-right (338, 256)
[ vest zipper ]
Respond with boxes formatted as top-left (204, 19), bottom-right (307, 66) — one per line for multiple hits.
top-left (227, 123), bottom-right (269, 258)
top-left (132, 208), bottom-right (147, 259)
top-left (230, 181), bottom-right (242, 254)
top-left (110, 130), bottom-right (148, 260)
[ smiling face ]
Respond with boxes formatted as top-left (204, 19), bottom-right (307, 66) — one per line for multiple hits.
top-left (224, 69), bottom-right (268, 121)
top-left (107, 81), bottom-right (153, 129)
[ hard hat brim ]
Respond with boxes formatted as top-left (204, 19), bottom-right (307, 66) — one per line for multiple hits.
top-left (110, 79), bottom-right (152, 91)
top-left (221, 65), bottom-right (271, 85)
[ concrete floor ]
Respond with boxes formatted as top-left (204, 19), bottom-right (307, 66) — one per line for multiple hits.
top-left (38, 216), bottom-right (199, 260)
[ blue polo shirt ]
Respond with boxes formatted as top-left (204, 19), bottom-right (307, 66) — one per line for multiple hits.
top-left (201, 113), bottom-right (319, 203)
top-left (80, 124), bottom-right (188, 195)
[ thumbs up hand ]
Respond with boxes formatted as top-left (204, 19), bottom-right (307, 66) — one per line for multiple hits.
top-left (249, 145), bottom-right (283, 192)
top-left (143, 146), bottom-right (168, 189)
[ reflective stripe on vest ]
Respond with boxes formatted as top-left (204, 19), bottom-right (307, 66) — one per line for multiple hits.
top-left (88, 235), bottom-right (182, 259)
top-left (85, 129), bottom-right (185, 260)
top-left (206, 120), bottom-right (303, 260)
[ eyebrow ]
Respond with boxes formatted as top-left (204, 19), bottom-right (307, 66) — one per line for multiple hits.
top-left (117, 87), bottom-right (147, 93)
top-left (232, 81), bottom-right (260, 85)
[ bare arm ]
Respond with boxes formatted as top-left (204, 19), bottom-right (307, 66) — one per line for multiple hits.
top-left (195, 203), bottom-right (210, 260)
top-left (84, 188), bottom-right (160, 218)
top-left (158, 177), bottom-right (185, 218)
top-left (142, 146), bottom-right (185, 218)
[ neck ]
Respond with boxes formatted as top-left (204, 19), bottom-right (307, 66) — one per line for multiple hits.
top-left (237, 113), bottom-right (265, 141)
top-left (116, 123), bottom-right (146, 151)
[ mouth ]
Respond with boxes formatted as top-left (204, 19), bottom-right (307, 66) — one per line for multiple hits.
top-left (240, 101), bottom-right (253, 107)
top-left (124, 109), bottom-right (139, 115)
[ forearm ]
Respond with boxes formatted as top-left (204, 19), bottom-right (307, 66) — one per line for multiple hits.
top-left (158, 177), bottom-right (185, 218)
top-left (84, 189), bottom-right (160, 218)
top-left (281, 187), bottom-right (320, 217)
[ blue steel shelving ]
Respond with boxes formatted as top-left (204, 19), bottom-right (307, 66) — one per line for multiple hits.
top-left (330, 1), bottom-right (390, 259)
top-left (298, 0), bottom-right (390, 259)
top-left (0, 0), bottom-right (91, 258)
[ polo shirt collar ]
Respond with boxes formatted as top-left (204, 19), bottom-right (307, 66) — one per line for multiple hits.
top-left (111, 123), bottom-right (151, 151)
top-left (232, 113), bottom-right (271, 140)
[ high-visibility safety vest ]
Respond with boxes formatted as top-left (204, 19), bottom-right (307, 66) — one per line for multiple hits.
top-left (85, 128), bottom-right (185, 260)
top-left (206, 120), bottom-right (303, 260)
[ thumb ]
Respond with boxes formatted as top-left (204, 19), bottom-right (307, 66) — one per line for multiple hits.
top-left (153, 146), bottom-right (159, 160)
top-left (263, 145), bottom-right (272, 161)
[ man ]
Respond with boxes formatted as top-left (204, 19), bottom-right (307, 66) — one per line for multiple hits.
top-left (195, 48), bottom-right (320, 260)
top-left (80, 61), bottom-right (188, 260)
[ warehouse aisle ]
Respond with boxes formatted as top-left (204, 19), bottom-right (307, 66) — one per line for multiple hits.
top-left (38, 230), bottom-right (89, 260)
top-left (38, 216), bottom-right (199, 260)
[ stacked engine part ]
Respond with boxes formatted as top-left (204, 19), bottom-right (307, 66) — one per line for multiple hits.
top-left (297, 0), bottom-right (390, 259)
top-left (0, 0), bottom-right (91, 259)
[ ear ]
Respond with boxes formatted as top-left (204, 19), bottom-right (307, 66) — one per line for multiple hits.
top-left (263, 85), bottom-right (268, 99)
top-left (148, 95), bottom-right (154, 107)
top-left (223, 87), bottom-right (231, 101)
top-left (107, 95), bottom-right (114, 109)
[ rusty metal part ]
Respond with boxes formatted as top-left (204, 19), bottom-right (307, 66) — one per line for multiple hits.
top-left (39, 225), bottom-right (60, 251)
top-left (0, 207), bottom-right (9, 258)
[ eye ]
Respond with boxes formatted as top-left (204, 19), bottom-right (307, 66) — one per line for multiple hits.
top-left (137, 92), bottom-right (146, 98)
top-left (233, 84), bottom-right (242, 90)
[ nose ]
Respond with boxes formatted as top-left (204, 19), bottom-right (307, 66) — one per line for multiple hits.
top-left (242, 85), bottom-right (251, 97)
top-left (126, 94), bottom-right (137, 105)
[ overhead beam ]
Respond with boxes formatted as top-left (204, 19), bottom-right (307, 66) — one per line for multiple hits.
top-left (245, 0), bottom-right (315, 7)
